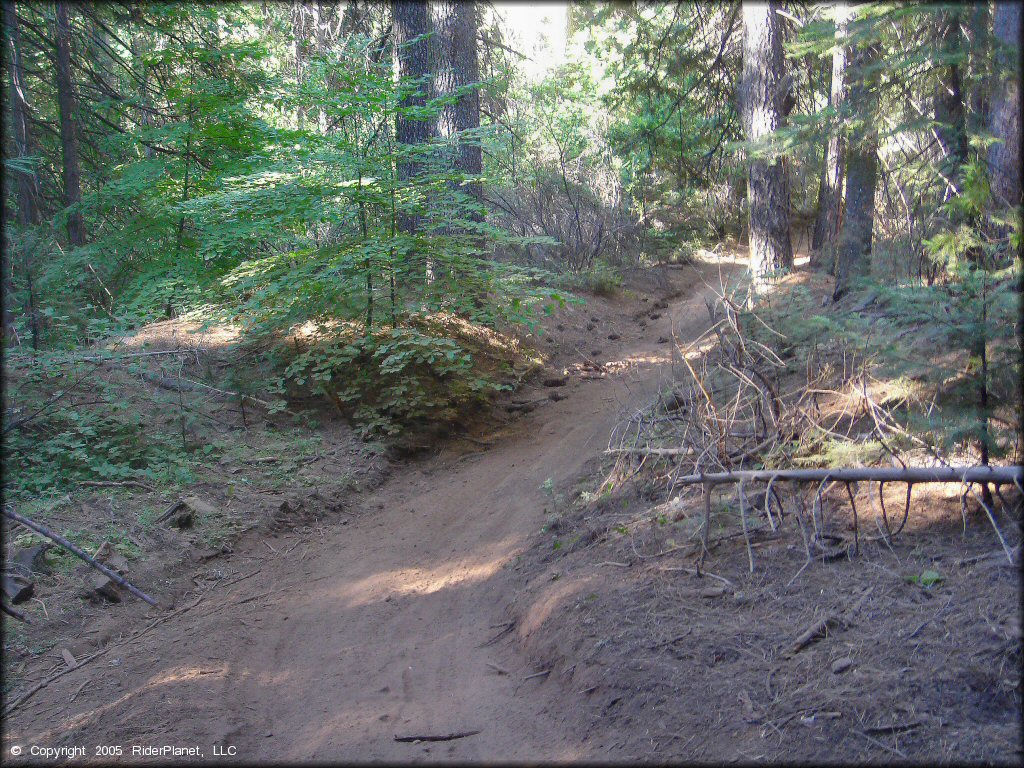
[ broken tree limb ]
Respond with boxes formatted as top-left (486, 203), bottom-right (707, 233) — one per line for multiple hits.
top-left (784, 616), bottom-right (841, 658)
top-left (674, 465), bottom-right (1023, 487)
top-left (2, 601), bottom-right (31, 623)
top-left (394, 731), bottom-right (480, 743)
top-left (784, 586), bottom-right (874, 658)
top-left (3, 508), bottom-right (159, 607)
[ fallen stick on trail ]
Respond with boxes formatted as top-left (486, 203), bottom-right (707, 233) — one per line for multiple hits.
top-left (3, 508), bottom-right (159, 607)
top-left (394, 731), bottom-right (480, 743)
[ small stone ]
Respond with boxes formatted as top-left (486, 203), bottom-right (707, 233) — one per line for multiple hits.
top-left (590, 316), bottom-right (600, 323)
top-left (657, 336), bottom-right (670, 344)
top-left (831, 657), bottom-right (854, 674)
top-left (608, 333), bottom-right (620, 341)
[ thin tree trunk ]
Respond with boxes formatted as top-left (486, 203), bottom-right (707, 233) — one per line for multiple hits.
top-left (4, 0), bottom-right (42, 347)
top-left (832, 39), bottom-right (880, 300)
top-left (934, 6), bottom-right (968, 198)
top-left (291, 1), bottom-right (309, 131)
top-left (130, 23), bottom-right (156, 160)
top-left (54, 1), bottom-right (85, 249)
top-left (988, 1), bottom-right (1022, 208)
top-left (965, 2), bottom-right (990, 134)
top-left (810, 2), bottom-right (849, 270)
top-left (740, 1), bottom-right (793, 287)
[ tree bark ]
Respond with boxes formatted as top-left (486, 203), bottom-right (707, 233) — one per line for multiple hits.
top-left (393, 0), bottom-right (434, 230)
top-left (740, 1), bottom-right (793, 286)
top-left (810, 2), bottom-right (850, 270)
top-left (54, 1), bottom-right (85, 249)
top-left (832, 38), bottom-right (880, 300)
top-left (965, 2), bottom-right (990, 133)
top-left (934, 6), bottom-right (968, 196)
top-left (988, 1), bottom-right (1021, 208)
top-left (4, 0), bottom-right (41, 346)
top-left (431, 0), bottom-right (482, 210)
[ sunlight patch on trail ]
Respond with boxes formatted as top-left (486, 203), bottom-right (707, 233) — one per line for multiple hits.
top-left (320, 554), bottom-right (513, 608)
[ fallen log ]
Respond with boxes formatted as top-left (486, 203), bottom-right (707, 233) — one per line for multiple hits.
top-left (673, 465), bottom-right (1023, 487)
top-left (3, 508), bottom-right (159, 607)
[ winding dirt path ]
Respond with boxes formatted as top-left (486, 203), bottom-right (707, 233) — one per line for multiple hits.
top-left (4, 259), bottom-right (740, 763)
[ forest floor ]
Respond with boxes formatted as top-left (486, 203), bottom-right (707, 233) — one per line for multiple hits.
top-left (3, 250), bottom-right (1020, 764)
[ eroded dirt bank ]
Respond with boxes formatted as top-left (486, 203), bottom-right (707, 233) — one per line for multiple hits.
top-left (3, 259), bottom-right (734, 763)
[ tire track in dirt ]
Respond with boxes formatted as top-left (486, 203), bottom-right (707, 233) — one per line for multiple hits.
top-left (2, 258), bottom-right (741, 763)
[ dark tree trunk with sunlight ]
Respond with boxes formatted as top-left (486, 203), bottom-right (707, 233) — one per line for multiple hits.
top-left (988, 1), bottom-right (1022, 208)
top-left (54, 1), bottom-right (85, 249)
top-left (740, 1), bottom-right (793, 285)
top-left (934, 6), bottom-right (968, 196)
top-left (811, 2), bottom-right (849, 270)
top-left (393, 0), bottom-right (434, 240)
top-left (432, 0), bottom-right (482, 212)
top-left (832, 40), bottom-right (880, 300)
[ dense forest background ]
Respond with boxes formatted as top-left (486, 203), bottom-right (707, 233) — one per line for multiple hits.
top-left (2, 1), bottom-right (1021, 499)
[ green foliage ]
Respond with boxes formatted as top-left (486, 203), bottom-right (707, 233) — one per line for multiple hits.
top-left (907, 569), bottom-right (945, 587)
top-left (280, 325), bottom-right (502, 436)
top-left (2, 349), bottom-right (198, 498)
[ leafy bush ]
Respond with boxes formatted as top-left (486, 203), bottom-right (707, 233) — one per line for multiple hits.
top-left (279, 325), bottom-right (504, 435)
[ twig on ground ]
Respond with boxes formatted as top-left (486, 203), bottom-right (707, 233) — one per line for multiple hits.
top-left (80, 480), bottom-right (156, 492)
top-left (394, 731), bottom-right (480, 743)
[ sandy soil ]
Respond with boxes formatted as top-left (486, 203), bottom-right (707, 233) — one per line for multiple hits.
top-left (3, 258), bottom-right (739, 763)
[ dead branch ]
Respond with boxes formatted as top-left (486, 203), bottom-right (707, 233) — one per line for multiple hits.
top-left (3, 508), bottom-right (159, 607)
top-left (673, 465), bottom-right (1023, 487)
top-left (394, 731), bottom-right (481, 743)
top-left (2, 601), bottom-right (31, 623)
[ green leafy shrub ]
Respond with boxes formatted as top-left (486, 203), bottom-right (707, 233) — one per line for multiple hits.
top-left (280, 325), bottom-right (503, 435)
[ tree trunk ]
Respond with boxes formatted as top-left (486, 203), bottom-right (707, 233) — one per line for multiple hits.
top-left (965, 2), bottom-right (990, 133)
top-left (4, 2), bottom-right (38, 230)
top-left (988, 1), bottom-right (1022, 208)
top-left (54, 1), bottom-right (85, 249)
top-left (393, 0), bottom-right (435, 286)
top-left (934, 6), bottom-right (968, 197)
top-left (810, 2), bottom-right (850, 270)
top-left (393, 0), bottom-right (434, 215)
top-left (4, 0), bottom-right (41, 346)
top-left (832, 39), bottom-right (880, 301)
top-left (740, 1), bottom-right (793, 286)
top-left (431, 0), bottom-right (482, 212)
top-left (291, 1), bottom-right (310, 130)
top-left (130, 22), bottom-right (156, 160)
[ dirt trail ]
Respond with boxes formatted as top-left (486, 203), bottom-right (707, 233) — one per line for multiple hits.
top-left (5, 259), bottom-right (741, 763)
